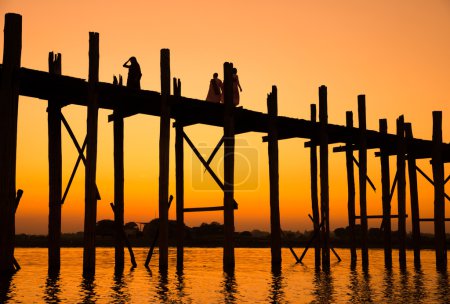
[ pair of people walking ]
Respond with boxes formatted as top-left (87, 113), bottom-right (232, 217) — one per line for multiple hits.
top-left (206, 68), bottom-right (242, 105)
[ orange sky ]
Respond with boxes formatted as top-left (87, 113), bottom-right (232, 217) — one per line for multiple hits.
top-left (0, 0), bottom-right (449, 234)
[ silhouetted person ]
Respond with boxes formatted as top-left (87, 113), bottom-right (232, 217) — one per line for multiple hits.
top-left (123, 56), bottom-right (142, 89)
top-left (206, 72), bottom-right (223, 103)
top-left (232, 68), bottom-right (242, 105)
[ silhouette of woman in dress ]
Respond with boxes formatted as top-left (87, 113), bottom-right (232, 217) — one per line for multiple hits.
top-left (206, 72), bottom-right (223, 103)
top-left (232, 68), bottom-right (242, 105)
top-left (123, 56), bottom-right (142, 89)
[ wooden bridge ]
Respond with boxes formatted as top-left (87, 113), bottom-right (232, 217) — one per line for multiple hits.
top-left (0, 13), bottom-right (448, 277)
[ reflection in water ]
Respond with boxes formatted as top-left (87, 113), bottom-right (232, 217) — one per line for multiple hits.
top-left (382, 268), bottom-right (394, 302)
top-left (437, 271), bottom-right (450, 304)
top-left (412, 268), bottom-right (427, 303)
top-left (44, 273), bottom-right (61, 303)
top-left (157, 269), bottom-right (169, 303)
top-left (349, 269), bottom-right (372, 303)
top-left (313, 269), bottom-right (335, 303)
top-left (111, 273), bottom-right (131, 304)
top-left (175, 269), bottom-right (186, 299)
top-left (222, 271), bottom-right (238, 304)
top-left (0, 274), bottom-right (14, 303)
top-left (79, 277), bottom-right (98, 303)
top-left (268, 266), bottom-right (285, 304)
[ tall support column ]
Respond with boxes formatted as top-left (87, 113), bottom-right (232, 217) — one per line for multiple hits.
top-left (0, 13), bottom-right (21, 274)
top-left (318, 85), bottom-right (330, 270)
top-left (345, 111), bottom-right (357, 267)
top-left (396, 116), bottom-right (407, 270)
top-left (174, 78), bottom-right (184, 271)
top-left (223, 62), bottom-right (235, 272)
top-left (267, 85), bottom-right (281, 267)
top-left (159, 49), bottom-right (171, 271)
top-left (48, 52), bottom-right (62, 274)
top-left (432, 111), bottom-right (446, 271)
top-left (405, 123), bottom-right (421, 268)
top-left (379, 119), bottom-right (392, 269)
top-left (113, 105), bottom-right (124, 273)
top-left (358, 95), bottom-right (369, 270)
top-left (310, 104), bottom-right (321, 269)
top-left (83, 32), bottom-right (99, 277)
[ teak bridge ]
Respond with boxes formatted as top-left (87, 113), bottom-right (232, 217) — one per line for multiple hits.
top-left (0, 13), bottom-right (449, 277)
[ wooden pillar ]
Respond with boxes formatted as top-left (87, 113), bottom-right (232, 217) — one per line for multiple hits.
top-left (379, 119), bottom-right (392, 269)
top-left (174, 78), bottom-right (184, 271)
top-left (267, 85), bottom-right (282, 267)
top-left (48, 52), bottom-right (62, 274)
top-left (0, 13), bottom-right (22, 274)
top-left (396, 115), bottom-right (407, 270)
top-left (310, 104), bottom-right (321, 269)
top-left (223, 62), bottom-right (235, 272)
top-left (432, 111), bottom-right (447, 271)
top-left (113, 102), bottom-right (124, 273)
top-left (159, 49), bottom-right (171, 271)
top-left (83, 32), bottom-right (99, 277)
top-left (405, 123), bottom-right (421, 268)
top-left (346, 111), bottom-right (357, 267)
top-left (358, 95), bottom-right (369, 270)
top-left (318, 85), bottom-right (330, 270)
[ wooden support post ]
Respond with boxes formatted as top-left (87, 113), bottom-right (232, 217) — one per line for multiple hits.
top-left (319, 85), bottom-right (330, 270)
top-left (0, 13), bottom-right (21, 274)
top-left (346, 111), bottom-right (357, 267)
top-left (267, 85), bottom-right (282, 267)
top-left (48, 52), bottom-right (62, 274)
top-left (396, 116), bottom-right (407, 270)
top-left (174, 78), bottom-right (184, 271)
top-left (379, 119), bottom-right (392, 269)
top-left (310, 104), bottom-right (321, 269)
top-left (113, 86), bottom-right (125, 273)
top-left (223, 62), bottom-right (235, 272)
top-left (405, 123), bottom-right (421, 268)
top-left (158, 48), bottom-right (171, 271)
top-left (432, 111), bottom-right (447, 271)
top-left (110, 203), bottom-right (137, 268)
top-left (358, 95), bottom-right (369, 270)
top-left (83, 32), bottom-right (99, 278)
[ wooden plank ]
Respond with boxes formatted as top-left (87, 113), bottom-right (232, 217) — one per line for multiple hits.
top-left (319, 85), bottom-right (330, 270)
top-left (83, 32), bottom-right (99, 278)
top-left (267, 85), bottom-right (281, 267)
top-left (174, 78), bottom-right (184, 271)
top-left (0, 13), bottom-right (22, 274)
top-left (310, 104), bottom-right (321, 269)
top-left (346, 111), bottom-right (357, 267)
top-left (432, 111), bottom-right (447, 271)
top-left (47, 52), bottom-right (62, 274)
top-left (356, 214), bottom-right (407, 219)
top-left (184, 206), bottom-right (225, 212)
top-left (223, 62), bottom-right (235, 272)
top-left (358, 95), bottom-right (368, 270)
top-left (379, 118), bottom-right (392, 268)
top-left (158, 49), bottom-right (171, 271)
top-left (396, 116), bottom-right (407, 270)
top-left (405, 123), bottom-right (421, 268)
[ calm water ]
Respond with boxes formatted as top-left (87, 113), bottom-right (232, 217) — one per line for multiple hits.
top-left (0, 248), bottom-right (449, 303)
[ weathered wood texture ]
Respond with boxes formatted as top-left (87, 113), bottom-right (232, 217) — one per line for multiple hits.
top-left (310, 104), bottom-right (321, 269)
top-left (432, 111), bottom-right (447, 271)
top-left (223, 62), bottom-right (235, 272)
top-left (0, 13), bottom-right (21, 274)
top-left (48, 52), bottom-right (62, 274)
top-left (346, 111), bottom-right (357, 267)
top-left (319, 85), bottom-right (330, 270)
top-left (379, 119), bottom-right (392, 269)
top-left (158, 49), bottom-right (171, 271)
top-left (405, 123), bottom-right (421, 268)
top-left (83, 32), bottom-right (99, 278)
top-left (267, 85), bottom-right (281, 267)
top-left (396, 116), bottom-right (406, 270)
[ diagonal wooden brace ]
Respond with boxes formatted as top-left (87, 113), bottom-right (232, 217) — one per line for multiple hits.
top-left (352, 156), bottom-right (377, 191)
top-left (13, 189), bottom-right (24, 271)
top-left (204, 136), bottom-right (224, 173)
top-left (416, 166), bottom-right (450, 201)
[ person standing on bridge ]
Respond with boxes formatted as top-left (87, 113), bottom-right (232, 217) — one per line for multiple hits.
top-left (232, 68), bottom-right (242, 105)
top-left (123, 56), bottom-right (142, 89)
top-left (206, 72), bottom-right (223, 103)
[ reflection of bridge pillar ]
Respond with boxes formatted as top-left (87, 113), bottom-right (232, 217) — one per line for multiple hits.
top-left (0, 13), bottom-right (21, 274)
top-left (267, 85), bottom-right (281, 267)
top-left (223, 62), bottom-right (235, 272)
